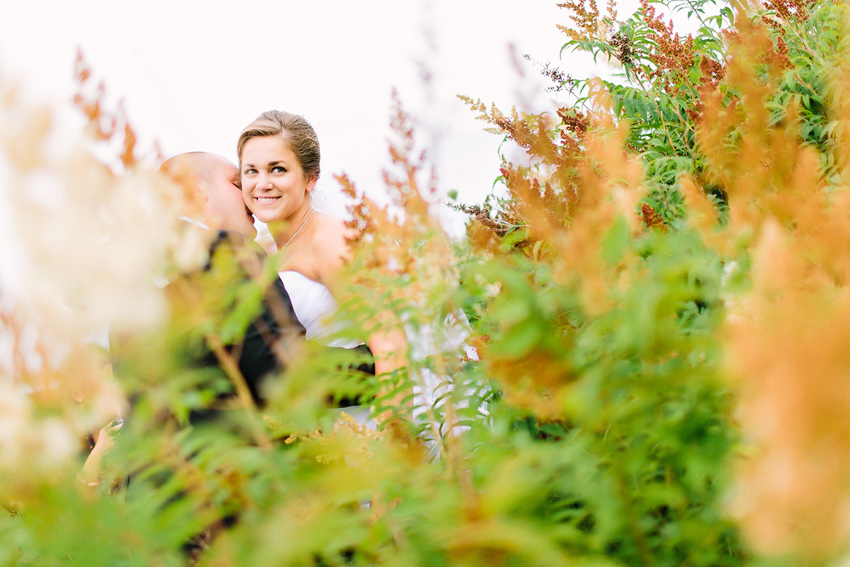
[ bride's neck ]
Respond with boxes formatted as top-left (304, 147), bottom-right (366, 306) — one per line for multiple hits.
top-left (271, 207), bottom-right (315, 249)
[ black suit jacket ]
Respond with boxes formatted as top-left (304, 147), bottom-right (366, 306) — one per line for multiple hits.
top-left (110, 230), bottom-right (373, 422)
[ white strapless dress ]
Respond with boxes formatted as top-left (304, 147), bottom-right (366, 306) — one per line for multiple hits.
top-left (279, 270), bottom-right (372, 426)
top-left (279, 271), bottom-right (361, 349)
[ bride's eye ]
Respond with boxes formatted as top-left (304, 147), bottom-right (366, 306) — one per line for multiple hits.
top-left (271, 166), bottom-right (286, 173)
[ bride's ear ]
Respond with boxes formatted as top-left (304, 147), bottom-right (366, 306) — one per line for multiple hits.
top-left (306, 176), bottom-right (317, 193)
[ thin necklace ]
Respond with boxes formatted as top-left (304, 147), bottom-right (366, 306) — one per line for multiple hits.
top-left (276, 209), bottom-right (315, 269)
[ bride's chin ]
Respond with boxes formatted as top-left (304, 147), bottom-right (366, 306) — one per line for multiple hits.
top-left (254, 213), bottom-right (282, 224)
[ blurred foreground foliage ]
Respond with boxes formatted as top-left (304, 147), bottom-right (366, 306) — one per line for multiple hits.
top-left (3, 0), bottom-right (850, 564)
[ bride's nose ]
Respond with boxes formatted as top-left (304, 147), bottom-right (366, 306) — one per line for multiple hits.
top-left (257, 174), bottom-right (274, 190)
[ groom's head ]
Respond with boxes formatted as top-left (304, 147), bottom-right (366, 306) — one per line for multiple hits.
top-left (161, 152), bottom-right (256, 237)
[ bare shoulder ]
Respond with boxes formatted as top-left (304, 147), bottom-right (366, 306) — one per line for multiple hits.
top-left (312, 212), bottom-right (349, 234)
top-left (308, 213), bottom-right (354, 284)
top-left (310, 213), bottom-right (353, 253)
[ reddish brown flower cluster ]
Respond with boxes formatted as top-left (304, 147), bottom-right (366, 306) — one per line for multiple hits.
top-left (559, 108), bottom-right (589, 139)
top-left (764, 0), bottom-right (817, 22)
top-left (609, 31), bottom-right (637, 66)
top-left (336, 172), bottom-right (371, 249)
top-left (72, 50), bottom-right (140, 168)
top-left (764, 35), bottom-right (793, 70)
top-left (556, 0), bottom-right (616, 41)
top-left (497, 115), bottom-right (568, 167)
top-left (759, 13), bottom-right (782, 30)
top-left (492, 116), bottom-right (523, 148)
top-left (700, 54), bottom-right (726, 87)
top-left (557, 0), bottom-right (601, 41)
top-left (686, 55), bottom-right (728, 123)
top-left (557, 108), bottom-right (589, 155)
top-left (638, 0), bottom-right (697, 94)
top-left (685, 104), bottom-right (704, 123)
top-left (457, 96), bottom-right (584, 239)
top-left (501, 160), bottom-right (579, 239)
top-left (640, 202), bottom-right (667, 230)
top-left (458, 96), bottom-right (569, 166)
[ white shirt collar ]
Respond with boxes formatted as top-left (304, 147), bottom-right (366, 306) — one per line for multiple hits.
top-left (178, 216), bottom-right (210, 231)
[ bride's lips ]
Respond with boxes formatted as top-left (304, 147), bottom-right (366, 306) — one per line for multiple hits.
top-left (254, 196), bottom-right (280, 204)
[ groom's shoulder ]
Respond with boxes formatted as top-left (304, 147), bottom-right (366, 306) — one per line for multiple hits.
top-left (206, 230), bottom-right (266, 268)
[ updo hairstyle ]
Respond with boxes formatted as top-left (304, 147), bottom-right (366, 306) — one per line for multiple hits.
top-left (237, 110), bottom-right (321, 180)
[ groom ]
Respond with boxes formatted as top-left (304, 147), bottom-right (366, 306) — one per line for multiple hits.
top-left (84, 152), bottom-right (300, 482)
top-left (160, 151), bottom-right (309, 406)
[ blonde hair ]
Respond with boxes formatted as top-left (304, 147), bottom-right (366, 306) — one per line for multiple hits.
top-left (237, 111), bottom-right (320, 180)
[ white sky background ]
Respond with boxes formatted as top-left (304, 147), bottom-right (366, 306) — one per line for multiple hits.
top-left (0, 0), bottom-right (649, 292)
top-left (1, 1), bottom-right (615, 207)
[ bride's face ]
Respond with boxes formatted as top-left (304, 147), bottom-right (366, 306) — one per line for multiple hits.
top-left (240, 135), bottom-right (314, 224)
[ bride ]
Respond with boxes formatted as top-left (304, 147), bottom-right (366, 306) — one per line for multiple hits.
top-left (237, 111), bottom-right (403, 394)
